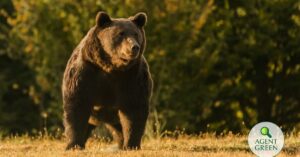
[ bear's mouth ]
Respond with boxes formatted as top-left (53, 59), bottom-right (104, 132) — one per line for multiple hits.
top-left (120, 57), bottom-right (130, 63)
top-left (118, 50), bottom-right (138, 63)
top-left (120, 54), bottom-right (136, 63)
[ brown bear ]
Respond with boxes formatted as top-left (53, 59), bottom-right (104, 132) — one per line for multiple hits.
top-left (62, 12), bottom-right (152, 150)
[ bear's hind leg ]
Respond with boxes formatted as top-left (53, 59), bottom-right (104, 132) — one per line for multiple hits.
top-left (94, 107), bottom-right (124, 148)
top-left (105, 122), bottom-right (123, 148)
top-left (118, 107), bottom-right (148, 150)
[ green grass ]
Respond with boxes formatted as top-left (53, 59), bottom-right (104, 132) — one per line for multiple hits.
top-left (0, 133), bottom-right (299, 157)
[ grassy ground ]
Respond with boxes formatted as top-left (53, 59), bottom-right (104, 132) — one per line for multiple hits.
top-left (0, 133), bottom-right (299, 157)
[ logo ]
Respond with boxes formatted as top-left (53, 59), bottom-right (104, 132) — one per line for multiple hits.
top-left (248, 122), bottom-right (284, 157)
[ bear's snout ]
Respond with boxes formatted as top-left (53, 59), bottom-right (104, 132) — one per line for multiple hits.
top-left (131, 45), bottom-right (140, 56)
top-left (122, 38), bottom-right (140, 59)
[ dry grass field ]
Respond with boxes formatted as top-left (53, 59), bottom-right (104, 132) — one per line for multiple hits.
top-left (0, 133), bottom-right (299, 157)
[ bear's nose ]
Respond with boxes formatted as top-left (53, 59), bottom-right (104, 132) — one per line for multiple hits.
top-left (131, 45), bottom-right (140, 54)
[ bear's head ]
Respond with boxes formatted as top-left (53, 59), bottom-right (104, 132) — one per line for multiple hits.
top-left (82, 12), bottom-right (147, 71)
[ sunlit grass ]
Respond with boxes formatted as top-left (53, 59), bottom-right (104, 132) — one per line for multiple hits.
top-left (0, 133), bottom-right (299, 157)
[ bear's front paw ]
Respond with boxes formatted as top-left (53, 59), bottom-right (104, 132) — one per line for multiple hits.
top-left (122, 145), bottom-right (141, 150)
top-left (65, 142), bottom-right (85, 151)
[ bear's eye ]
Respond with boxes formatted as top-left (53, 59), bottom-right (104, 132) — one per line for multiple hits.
top-left (133, 33), bottom-right (138, 37)
top-left (118, 31), bottom-right (125, 37)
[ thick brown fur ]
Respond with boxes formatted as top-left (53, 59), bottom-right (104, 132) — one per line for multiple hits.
top-left (62, 12), bottom-right (152, 150)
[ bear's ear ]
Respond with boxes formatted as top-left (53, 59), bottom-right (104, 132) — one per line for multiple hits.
top-left (131, 12), bottom-right (147, 27)
top-left (96, 12), bottom-right (112, 27)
